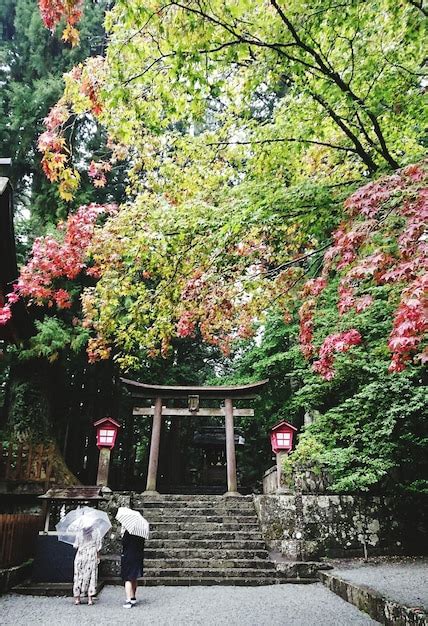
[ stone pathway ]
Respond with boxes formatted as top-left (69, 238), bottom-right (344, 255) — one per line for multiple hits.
top-left (0, 584), bottom-right (378, 625)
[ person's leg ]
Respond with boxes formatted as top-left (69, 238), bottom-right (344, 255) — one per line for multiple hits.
top-left (73, 553), bottom-right (81, 604)
top-left (130, 579), bottom-right (137, 604)
top-left (123, 580), bottom-right (133, 607)
top-left (88, 596), bottom-right (93, 606)
top-left (125, 580), bottom-right (133, 600)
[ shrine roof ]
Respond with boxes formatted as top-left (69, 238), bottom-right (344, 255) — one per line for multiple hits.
top-left (39, 486), bottom-right (104, 500)
top-left (270, 419), bottom-right (298, 432)
top-left (94, 416), bottom-right (120, 428)
top-left (121, 377), bottom-right (269, 399)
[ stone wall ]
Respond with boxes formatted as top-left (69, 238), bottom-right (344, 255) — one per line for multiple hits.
top-left (262, 464), bottom-right (331, 495)
top-left (254, 494), bottom-right (428, 560)
top-left (98, 491), bottom-right (131, 558)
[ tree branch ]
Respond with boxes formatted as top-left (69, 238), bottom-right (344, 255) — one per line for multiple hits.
top-left (309, 91), bottom-right (378, 173)
top-left (206, 136), bottom-right (358, 153)
top-left (170, 1), bottom-right (322, 73)
top-left (265, 241), bottom-right (332, 277)
top-left (116, 3), bottom-right (174, 53)
top-left (123, 53), bottom-right (176, 85)
top-left (269, 0), bottom-right (400, 169)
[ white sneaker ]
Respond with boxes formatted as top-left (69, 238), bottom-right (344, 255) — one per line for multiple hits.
top-left (123, 601), bottom-right (133, 609)
top-left (130, 598), bottom-right (137, 605)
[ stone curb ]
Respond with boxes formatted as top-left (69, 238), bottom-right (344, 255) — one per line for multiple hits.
top-left (319, 571), bottom-right (428, 626)
top-left (13, 580), bottom-right (105, 597)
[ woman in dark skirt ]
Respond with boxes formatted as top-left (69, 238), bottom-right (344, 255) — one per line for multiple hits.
top-left (121, 529), bottom-right (145, 608)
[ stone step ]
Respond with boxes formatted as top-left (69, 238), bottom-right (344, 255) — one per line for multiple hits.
top-left (100, 558), bottom-right (275, 579)
top-left (149, 531), bottom-right (263, 541)
top-left (133, 494), bottom-right (254, 502)
top-left (136, 501), bottom-right (255, 510)
top-left (158, 486), bottom-right (229, 495)
top-left (12, 581), bottom-right (105, 597)
top-left (101, 576), bottom-right (288, 587)
top-left (146, 539), bottom-right (268, 550)
top-left (140, 508), bottom-right (256, 517)
top-left (149, 521), bottom-right (260, 532)
top-left (102, 535), bottom-right (266, 554)
top-left (104, 493), bottom-right (280, 588)
top-left (143, 559), bottom-right (276, 570)
top-left (144, 548), bottom-right (270, 560)
top-left (104, 575), bottom-right (315, 586)
top-left (132, 500), bottom-right (254, 510)
top-left (102, 565), bottom-right (281, 579)
top-left (144, 513), bottom-right (259, 526)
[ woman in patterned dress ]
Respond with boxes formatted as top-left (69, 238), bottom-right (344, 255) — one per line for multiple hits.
top-left (73, 525), bottom-right (102, 605)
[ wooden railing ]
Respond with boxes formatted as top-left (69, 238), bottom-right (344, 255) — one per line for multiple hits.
top-left (0, 514), bottom-right (43, 568)
top-left (0, 442), bottom-right (52, 483)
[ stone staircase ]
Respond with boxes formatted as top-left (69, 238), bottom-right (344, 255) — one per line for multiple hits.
top-left (101, 494), bottom-right (309, 586)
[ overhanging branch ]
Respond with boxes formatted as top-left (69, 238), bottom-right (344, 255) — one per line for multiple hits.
top-left (206, 137), bottom-right (358, 153)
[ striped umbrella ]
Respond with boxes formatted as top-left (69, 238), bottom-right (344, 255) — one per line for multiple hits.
top-left (116, 507), bottom-right (149, 539)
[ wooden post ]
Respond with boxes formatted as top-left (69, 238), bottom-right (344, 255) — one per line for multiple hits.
top-left (15, 444), bottom-right (23, 480)
top-left (5, 441), bottom-right (13, 480)
top-left (276, 450), bottom-right (288, 491)
top-left (96, 447), bottom-right (111, 486)
top-left (224, 398), bottom-right (240, 496)
top-left (35, 444), bottom-right (43, 480)
top-left (26, 444), bottom-right (33, 480)
top-left (145, 396), bottom-right (162, 494)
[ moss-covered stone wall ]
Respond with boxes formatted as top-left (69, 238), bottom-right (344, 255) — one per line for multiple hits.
top-left (254, 494), bottom-right (428, 560)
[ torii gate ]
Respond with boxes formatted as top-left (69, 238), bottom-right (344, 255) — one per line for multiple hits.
top-left (121, 378), bottom-right (268, 496)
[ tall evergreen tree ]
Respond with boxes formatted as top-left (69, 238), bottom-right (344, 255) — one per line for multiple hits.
top-left (0, 0), bottom-right (113, 483)
top-left (0, 0), bottom-right (111, 234)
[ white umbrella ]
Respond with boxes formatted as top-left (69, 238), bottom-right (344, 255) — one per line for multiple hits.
top-left (116, 507), bottom-right (149, 539)
top-left (56, 506), bottom-right (111, 545)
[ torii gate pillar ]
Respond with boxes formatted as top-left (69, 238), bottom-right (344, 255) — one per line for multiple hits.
top-left (224, 398), bottom-right (239, 496)
top-left (145, 396), bottom-right (162, 494)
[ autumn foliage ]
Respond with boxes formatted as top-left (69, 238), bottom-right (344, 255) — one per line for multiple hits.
top-left (38, 0), bottom-right (83, 46)
top-left (0, 204), bottom-right (116, 324)
top-left (37, 57), bottom-right (109, 201)
top-left (2, 162), bottom-right (425, 379)
top-left (298, 162), bottom-right (428, 378)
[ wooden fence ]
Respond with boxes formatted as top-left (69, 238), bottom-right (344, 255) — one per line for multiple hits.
top-left (0, 514), bottom-right (43, 568)
top-left (0, 442), bottom-right (52, 483)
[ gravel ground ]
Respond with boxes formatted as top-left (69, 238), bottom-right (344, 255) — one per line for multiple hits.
top-left (331, 558), bottom-right (428, 611)
top-left (0, 584), bottom-right (378, 625)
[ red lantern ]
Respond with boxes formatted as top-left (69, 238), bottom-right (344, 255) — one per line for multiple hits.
top-left (94, 417), bottom-right (120, 449)
top-left (270, 420), bottom-right (297, 454)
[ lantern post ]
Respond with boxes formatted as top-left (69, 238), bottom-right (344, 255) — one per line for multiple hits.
top-left (94, 417), bottom-right (120, 486)
top-left (269, 421), bottom-right (297, 491)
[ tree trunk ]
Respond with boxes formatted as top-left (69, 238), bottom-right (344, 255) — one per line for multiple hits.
top-left (3, 357), bottom-right (79, 485)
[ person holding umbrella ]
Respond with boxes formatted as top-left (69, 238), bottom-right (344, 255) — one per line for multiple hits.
top-left (116, 507), bottom-right (149, 609)
top-left (72, 522), bottom-right (102, 605)
top-left (56, 506), bottom-right (111, 605)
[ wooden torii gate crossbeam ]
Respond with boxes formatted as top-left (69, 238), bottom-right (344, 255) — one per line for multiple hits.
top-left (121, 378), bottom-right (268, 496)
